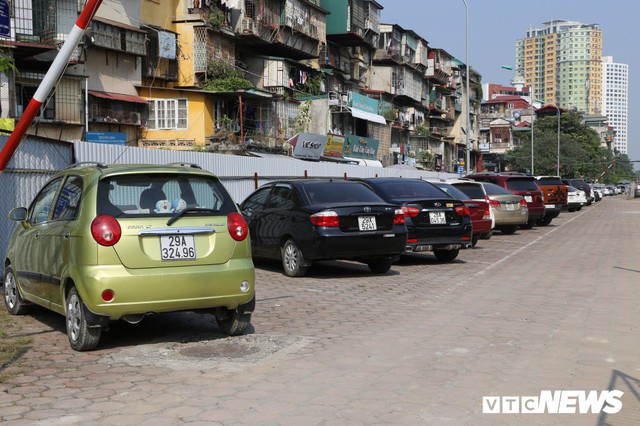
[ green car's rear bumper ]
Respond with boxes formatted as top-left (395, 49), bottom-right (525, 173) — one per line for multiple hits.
top-left (73, 258), bottom-right (255, 320)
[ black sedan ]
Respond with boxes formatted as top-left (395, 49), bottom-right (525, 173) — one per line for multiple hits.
top-left (354, 178), bottom-right (472, 262)
top-left (239, 179), bottom-right (408, 277)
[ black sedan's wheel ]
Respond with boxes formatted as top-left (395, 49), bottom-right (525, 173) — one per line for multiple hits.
top-left (66, 287), bottom-right (101, 351)
top-left (3, 266), bottom-right (30, 315)
top-left (367, 258), bottom-right (393, 274)
top-left (216, 310), bottom-right (252, 336)
top-left (520, 222), bottom-right (534, 230)
top-left (433, 249), bottom-right (459, 262)
top-left (281, 239), bottom-right (309, 277)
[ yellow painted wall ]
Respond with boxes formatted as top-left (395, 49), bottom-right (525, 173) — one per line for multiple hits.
top-left (140, 0), bottom-right (178, 31)
top-left (140, 89), bottom-right (214, 146)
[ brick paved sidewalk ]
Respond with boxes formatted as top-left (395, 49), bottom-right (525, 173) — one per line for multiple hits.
top-left (1, 196), bottom-right (640, 425)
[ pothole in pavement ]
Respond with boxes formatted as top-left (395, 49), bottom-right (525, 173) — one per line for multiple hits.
top-left (99, 334), bottom-right (316, 371)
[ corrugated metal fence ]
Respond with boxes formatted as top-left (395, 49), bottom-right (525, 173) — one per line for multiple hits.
top-left (73, 143), bottom-right (458, 203)
top-left (1, 138), bottom-right (457, 277)
top-left (0, 135), bottom-right (75, 278)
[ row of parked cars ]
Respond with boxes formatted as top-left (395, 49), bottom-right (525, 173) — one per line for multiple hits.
top-left (1, 164), bottom-right (605, 351)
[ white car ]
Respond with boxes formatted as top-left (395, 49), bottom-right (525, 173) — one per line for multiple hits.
top-left (566, 186), bottom-right (587, 212)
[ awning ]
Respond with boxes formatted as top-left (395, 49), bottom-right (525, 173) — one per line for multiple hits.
top-left (89, 91), bottom-right (148, 104)
top-left (350, 107), bottom-right (387, 125)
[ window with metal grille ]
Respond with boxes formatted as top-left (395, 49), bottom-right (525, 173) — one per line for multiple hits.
top-left (91, 21), bottom-right (146, 56)
top-left (245, 0), bottom-right (256, 19)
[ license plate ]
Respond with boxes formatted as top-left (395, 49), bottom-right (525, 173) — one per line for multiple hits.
top-left (160, 235), bottom-right (196, 261)
top-left (545, 204), bottom-right (556, 209)
top-left (524, 196), bottom-right (533, 202)
top-left (506, 204), bottom-right (516, 211)
top-left (358, 216), bottom-right (377, 231)
top-left (429, 211), bottom-right (447, 224)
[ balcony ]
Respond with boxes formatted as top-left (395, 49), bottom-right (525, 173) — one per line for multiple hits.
top-left (92, 112), bottom-right (142, 126)
top-left (139, 138), bottom-right (196, 150)
top-left (238, 0), bottom-right (326, 60)
top-left (321, 44), bottom-right (352, 74)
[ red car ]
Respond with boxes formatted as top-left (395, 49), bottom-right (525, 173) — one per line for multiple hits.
top-left (431, 181), bottom-right (493, 247)
top-left (464, 172), bottom-right (545, 229)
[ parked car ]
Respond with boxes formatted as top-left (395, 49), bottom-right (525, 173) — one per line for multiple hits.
top-left (239, 179), bottom-right (407, 276)
top-left (464, 172), bottom-right (544, 228)
top-left (451, 180), bottom-right (528, 235)
top-left (444, 179), bottom-right (495, 240)
top-left (591, 183), bottom-right (605, 201)
top-left (534, 176), bottom-right (568, 226)
top-left (3, 163), bottom-right (255, 351)
top-left (563, 179), bottom-right (594, 205)
top-left (429, 181), bottom-right (493, 248)
top-left (566, 186), bottom-right (587, 212)
top-left (354, 178), bottom-right (471, 261)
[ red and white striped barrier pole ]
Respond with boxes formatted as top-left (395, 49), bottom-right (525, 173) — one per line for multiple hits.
top-left (0, 0), bottom-right (103, 171)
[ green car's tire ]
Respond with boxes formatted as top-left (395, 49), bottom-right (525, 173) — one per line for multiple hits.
top-left (66, 287), bottom-right (101, 351)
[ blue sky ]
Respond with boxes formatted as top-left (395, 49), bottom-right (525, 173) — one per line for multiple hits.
top-left (381, 0), bottom-right (638, 168)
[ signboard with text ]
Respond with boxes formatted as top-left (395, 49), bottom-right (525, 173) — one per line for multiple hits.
top-left (86, 132), bottom-right (127, 145)
top-left (323, 133), bottom-right (345, 158)
top-left (289, 133), bottom-right (328, 160)
top-left (342, 135), bottom-right (379, 160)
top-left (0, 1), bottom-right (9, 38)
top-left (349, 92), bottom-right (380, 115)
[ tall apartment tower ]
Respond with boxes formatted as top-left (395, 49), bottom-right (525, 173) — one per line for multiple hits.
top-left (515, 20), bottom-right (603, 114)
top-left (602, 56), bottom-right (629, 154)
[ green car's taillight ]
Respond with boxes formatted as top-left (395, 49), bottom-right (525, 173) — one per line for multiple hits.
top-left (227, 212), bottom-right (248, 241)
top-left (91, 215), bottom-right (122, 246)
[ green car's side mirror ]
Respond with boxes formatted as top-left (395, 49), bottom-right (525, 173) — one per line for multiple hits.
top-left (9, 207), bottom-right (28, 222)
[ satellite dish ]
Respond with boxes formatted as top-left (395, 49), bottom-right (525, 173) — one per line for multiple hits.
top-left (513, 110), bottom-right (522, 119)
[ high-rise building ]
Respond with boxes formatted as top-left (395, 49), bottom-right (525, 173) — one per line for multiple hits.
top-left (602, 56), bottom-right (629, 154)
top-left (515, 20), bottom-right (602, 114)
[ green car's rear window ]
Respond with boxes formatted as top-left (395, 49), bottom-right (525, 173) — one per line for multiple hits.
top-left (97, 173), bottom-right (236, 217)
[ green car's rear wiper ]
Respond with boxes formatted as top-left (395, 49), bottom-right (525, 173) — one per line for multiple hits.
top-left (167, 208), bottom-right (219, 226)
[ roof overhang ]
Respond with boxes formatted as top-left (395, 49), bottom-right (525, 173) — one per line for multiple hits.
top-left (88, 91), bottom-right (149, 104)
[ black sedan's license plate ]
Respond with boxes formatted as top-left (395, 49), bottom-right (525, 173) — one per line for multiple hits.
top-left (429, 211), bottom-right (447, 224)
top-left (358, 216), bottom-right (377, 231)
top-left (160, 235), bottom-right (196, 260)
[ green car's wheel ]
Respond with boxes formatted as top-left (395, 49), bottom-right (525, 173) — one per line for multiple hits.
top-left (216, 310), bottom-right (252, 336)
top-left (66, 287), bottom-right (101, 351)
top-left (3, 266), bottom-right (30, 315)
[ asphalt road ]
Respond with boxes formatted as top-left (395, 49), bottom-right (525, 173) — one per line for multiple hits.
top-left (1, 195), bottom-right (640, 425)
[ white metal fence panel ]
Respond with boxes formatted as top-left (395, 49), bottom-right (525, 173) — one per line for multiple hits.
top-left (73, 142), bottom-right (458, 203)
top-left (1, 135), bottom-right (74, 277)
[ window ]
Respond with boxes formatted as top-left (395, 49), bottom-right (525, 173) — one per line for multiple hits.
top-left (266, 186), bottom-right (295, 209)
top-left (29, 178), bottom-right (63, 225)
top-left (97, 174), bottom-right (235, 217)
top-left (147, 99), bottom-right (188, 130)
top-left (53, 176), bottom-right (83, 221)
top-left (91, 21), bottom-right (146, 56)
top-left (16, 82), bottom-right (55, 120)
top-left (241, 187), bottom-right (272, 214)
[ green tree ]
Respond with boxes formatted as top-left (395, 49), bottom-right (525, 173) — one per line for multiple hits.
top-left (202, 60), bottom-right (253, 92)
top-left (505, 110), bottom-right (612, 180)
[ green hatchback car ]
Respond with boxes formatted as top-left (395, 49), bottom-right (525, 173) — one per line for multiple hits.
top-left (3, 162), bottom-right (255, 351)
